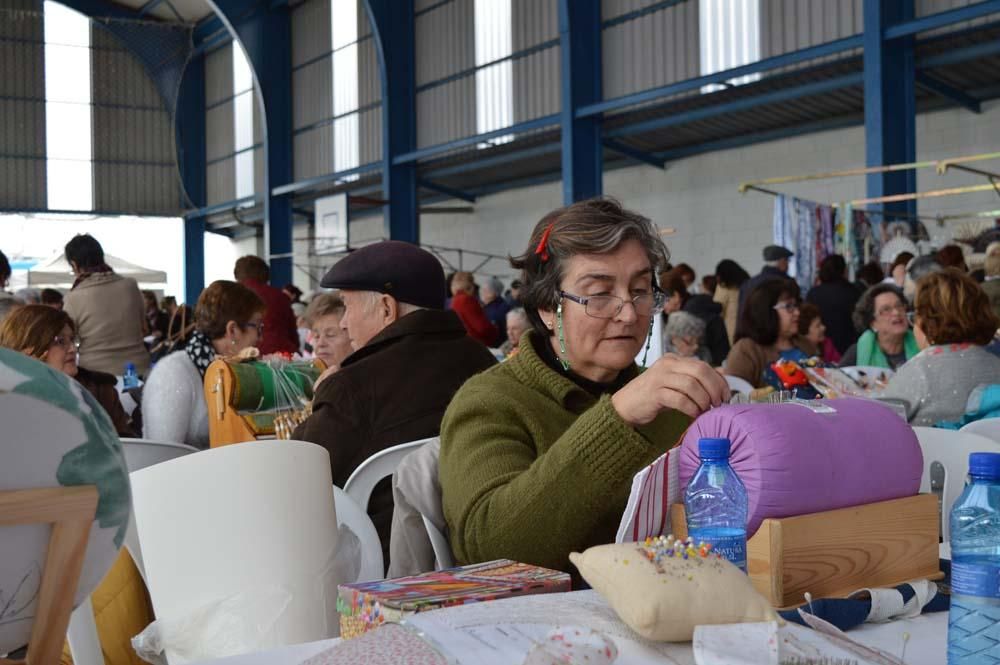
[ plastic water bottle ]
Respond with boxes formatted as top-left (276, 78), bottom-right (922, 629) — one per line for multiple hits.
top-left (949, 452), bottom-right (1000, 664)
top-left (122, 362), bottom-right (139, 390)
top-left (684, 437), bottom-right (748, 572)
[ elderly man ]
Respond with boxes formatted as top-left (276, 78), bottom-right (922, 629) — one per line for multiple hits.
top-left (499, 307), bottom-right (529, 358)
top-left (293, 241), bottom-right (496, 564)
top-left (480, 276), bottom-right (510, 346)
top-left (738, 244), bottom-right (794, 320)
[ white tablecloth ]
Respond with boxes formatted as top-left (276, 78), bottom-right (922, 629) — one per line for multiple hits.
top-left (191, 602), bottom-right (947, 665)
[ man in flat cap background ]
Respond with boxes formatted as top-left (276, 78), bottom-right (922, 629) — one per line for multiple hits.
top-left (293, 240), bottom-right (496, 568)
top-left (737, 244), bottom-right (794, 320)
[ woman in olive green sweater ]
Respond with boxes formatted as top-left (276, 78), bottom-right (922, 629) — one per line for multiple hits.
top-left (439, 199), bottom-right (729, 575)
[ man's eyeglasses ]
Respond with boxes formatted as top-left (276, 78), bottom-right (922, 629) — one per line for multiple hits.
top-left (559, 291), bottom-right (666, 319)
top-left (772, 301), bottom-right (799, 313)
top-left (52, 335), bottom-right (81, 351)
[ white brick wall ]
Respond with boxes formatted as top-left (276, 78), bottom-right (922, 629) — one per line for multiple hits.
top-left (417, 99), bottom-right (1000, 284)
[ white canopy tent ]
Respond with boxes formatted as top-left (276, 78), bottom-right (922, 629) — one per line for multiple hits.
top-left (26, 252), bottom-right (168, 287)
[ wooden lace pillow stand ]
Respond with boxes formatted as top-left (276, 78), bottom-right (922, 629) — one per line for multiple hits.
top-left (0, 486), bottom-right (98, 665)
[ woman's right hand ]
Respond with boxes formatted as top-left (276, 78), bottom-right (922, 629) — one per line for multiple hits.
top-left (611, 354), bottom-right (729, 426)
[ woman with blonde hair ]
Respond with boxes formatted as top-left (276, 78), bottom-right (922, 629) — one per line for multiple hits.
top-left (305, 292), bottom-right (354, 371)
top-left (878, 268), bottom-right (1000, 425)
top-left (0, 304), bottom-right (135, 436)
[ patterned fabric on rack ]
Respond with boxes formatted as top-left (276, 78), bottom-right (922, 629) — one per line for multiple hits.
top-left (794, 200), bottom-right (817, 291)
top-left (773, 196), bottom-right (837, 292)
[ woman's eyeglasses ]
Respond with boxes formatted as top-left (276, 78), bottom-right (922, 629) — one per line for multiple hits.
top-left (876, 303), bottom-right (908, 319)
top-left (52, 335), bottom-right (81, 351)
top-left (559, 291), bottom-right (666, 319)
top-left (242, 321), bottom-right (265, 335)
top-left (772, 302), bottom-right (800, 313)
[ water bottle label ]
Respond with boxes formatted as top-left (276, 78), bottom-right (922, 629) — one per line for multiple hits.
top-left (690, 531), bottom-right (746, 572)
top-left (952, 562), bottom-right (1000, 599)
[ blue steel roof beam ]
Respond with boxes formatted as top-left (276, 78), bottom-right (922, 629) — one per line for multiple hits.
top-left (577, 35), bottom-right (863, 119)
top-left (393, 115), bottom-right (559, 165)
top-left (884, 0), bottom-right (1000, 40)
top-left (602, 139), bottom-right (667, 169)
top-left (916, 72), bottom-right (981, 113)
top-left (919, 38), bottom-right (1000, 69)
top-left (423, 144), bottom-right (561, 178)
top-left (136, 0), bottom-right (168, 18)
top-left (417, 179), bottom-right (476, 203)
top-left (271, 162), bottom-right (381, 197)
top-left (604, 73), bottom-right (863, 140)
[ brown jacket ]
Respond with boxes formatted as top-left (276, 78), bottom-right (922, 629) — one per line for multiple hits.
top-left (64, 272), bottom-right (150, 376)
top-left (292, 308), bottom-right (497, 566)
top-left (724, 338), bottom-right (780, 388)
top-left (76, 366), bottom-right (137, 438)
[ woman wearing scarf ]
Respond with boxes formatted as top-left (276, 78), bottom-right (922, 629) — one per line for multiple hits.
top-left (838, 284), bottom-right (919, 370)
top-left (62, 234), bottom-right (151, 376)
top-left (142, 280), bottom-right (264, 448)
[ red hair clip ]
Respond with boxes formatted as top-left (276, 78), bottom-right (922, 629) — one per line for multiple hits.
top-left (534, 222), bottom-right (556, 262)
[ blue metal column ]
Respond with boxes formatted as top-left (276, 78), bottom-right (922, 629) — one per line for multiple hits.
top-left (208, 0), bottom-right (294, 286)
top-left (365, 0), bottom-right (419, 243)
top-left (864, 0), bottom-right (916, 222)
top-left (178, 52), bottom-right (207, 305)
top-left (558, 0), bottom-right (603, 204)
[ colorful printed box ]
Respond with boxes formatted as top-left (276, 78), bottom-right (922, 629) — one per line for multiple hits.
top-left (337, 559), bottom-right (571, 639)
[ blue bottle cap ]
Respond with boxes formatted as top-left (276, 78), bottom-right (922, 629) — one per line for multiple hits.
top-left (969, 452), bottom-right (1000, 479)
top-left (126, 362), bottom-right (135, 372)
top-left (698, 437), bottom-right (731, 459)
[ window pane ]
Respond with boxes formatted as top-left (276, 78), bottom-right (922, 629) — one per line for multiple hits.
top-left (334, 113), bottom-right (359, 178)
top-left (235, 150), bottom-right (254, 199)
top-left (474, 0), bottom-right (513, 142)
top-left (43, 1), bottom-right (90, 47)
top-left (331, 0), bottom-right (358, 51)
top-left (46, 102), bottom-right (92, 160)
top-left (47, 160), bottom-right (93, 211)
top-left (233, 91), bottom-right (254, 151)
top-left (333, 43), bottom-right (358, 117)
top-left (233, 43), bottom-right (254, 95)
top-left (699, 0), bottom-right (760, 92)
top-left (44, 44), bottom-right (91, 102)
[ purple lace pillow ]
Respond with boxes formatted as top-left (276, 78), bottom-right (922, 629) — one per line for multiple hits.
top-left (678, 399), bottom-right (922, 536)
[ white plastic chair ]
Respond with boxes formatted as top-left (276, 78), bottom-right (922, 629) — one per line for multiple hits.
top-left (130, 440), bottom-right (341, 663)
top-left (66, 439), bottom-right (198, 665)
top-left (422, 514), bottom-right (455, 570)
top-left (961, 418), bottom-right (1000, 444)
top-left (724, 374), bottom-right (754, 395)
top-left (912, 426), bottom-right (1000, 551)
top-left (344, 437), bottom-right (438, 511)
top-left (333, 485), bottom-right (384, 582)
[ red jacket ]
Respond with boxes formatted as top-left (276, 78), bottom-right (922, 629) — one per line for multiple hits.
top-left (240, 279), bottom-right (299, 355)
top-left (450, 291), bottom-right (498, 347)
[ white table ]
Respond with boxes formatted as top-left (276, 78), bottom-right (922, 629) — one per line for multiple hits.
top-left (191, 598), bottom-right (947, 665)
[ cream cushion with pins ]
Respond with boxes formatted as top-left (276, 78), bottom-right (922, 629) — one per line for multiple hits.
top-left (570, 539), bottom-right (777, 642)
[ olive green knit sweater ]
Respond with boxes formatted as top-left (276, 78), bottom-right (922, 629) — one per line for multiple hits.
top-left (439, 331), bottom-right (691, 574)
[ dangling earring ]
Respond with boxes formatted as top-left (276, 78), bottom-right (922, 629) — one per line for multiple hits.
top-left (556, 302), bottom-right (570, 371)
top-left (230, 337), bottom-right (236, 347)
top-left (640, 316), bottom-right (654, 369)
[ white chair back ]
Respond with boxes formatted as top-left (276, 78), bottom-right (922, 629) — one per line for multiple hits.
top-left (961, 418), bottom-right (1000, 444)
top-left (333, 486), bottom-right (384, 583)
top-left (912, 426), bottom-right (1000, 544)
top-left (130, 440), bottom-right (340, 664)
top-left (67, 439), bottom-right (198, 665)
top-left (422, 514), bottom-right (455, 570)
top-left (724, 375), bottom-right (754, 395)
top-left (344, 437), bottom-right (438, 511)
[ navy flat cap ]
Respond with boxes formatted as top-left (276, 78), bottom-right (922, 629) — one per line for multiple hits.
top-left (763, 245), bottom-right (794, 261)
top-left (320, 240), bottom-right (446, 310)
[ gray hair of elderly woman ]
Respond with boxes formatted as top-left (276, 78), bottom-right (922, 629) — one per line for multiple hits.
top-left (304, 292), bottom-right (345, 327)
top-left (481, 276), bottom-right (504, 298)
top-left (664, 311), bottom-right (705, 343)
top-left (907, 255), bottom-right (942, 281)
top-left (510, 197), bottom-right (670, 336)
top-left (852, 283), bottom-right (906, 332)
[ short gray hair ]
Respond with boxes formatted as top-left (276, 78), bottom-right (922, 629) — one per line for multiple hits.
top-left (506, 306), bottom-right (528, 323)
top-left (510, 198), bottom-right (670, 336)
top-left (483, 276), bottom-right (504, 297)
top-left (907, 255), bottom-right (942, 282)
top-left (305, 292), bottom-right (344, 326)
top-left (664, 311), bottom-right (705, 342)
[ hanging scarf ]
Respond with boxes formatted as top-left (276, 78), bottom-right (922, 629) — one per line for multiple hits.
top-left (855, 329), bottom-right (919, 369)
top-left (185, 330), bottom-right (217, 379)
top-left (71, 263), bottom-right (115, 290)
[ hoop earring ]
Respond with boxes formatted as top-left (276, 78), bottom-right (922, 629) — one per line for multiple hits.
top-left (556, 302), bottom-right (570, 371)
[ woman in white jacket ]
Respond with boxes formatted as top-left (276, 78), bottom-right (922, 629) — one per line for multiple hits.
top-left (143, 280), bottom-right (264, 447)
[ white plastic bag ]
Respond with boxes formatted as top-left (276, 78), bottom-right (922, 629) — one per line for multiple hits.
top-left (132, 587), bottom-right (292, 664)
